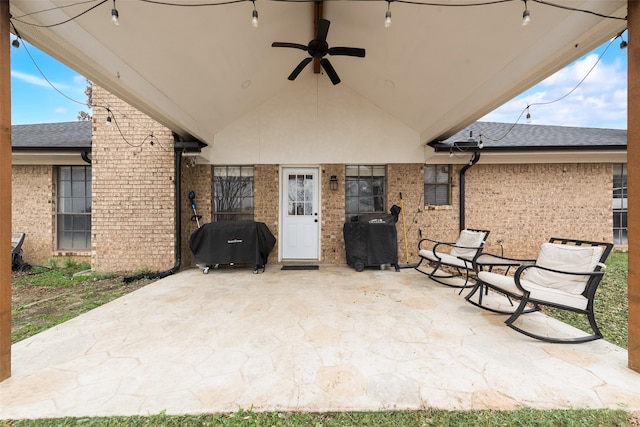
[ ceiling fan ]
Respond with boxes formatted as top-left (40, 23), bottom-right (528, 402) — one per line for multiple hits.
top-left (271, 18), bottom-right (366, 85)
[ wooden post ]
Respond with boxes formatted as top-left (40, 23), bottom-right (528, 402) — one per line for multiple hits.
top-left (0, 0), bottom-right (12, 381)
top-left (628, 0), bottom-right (640, 372)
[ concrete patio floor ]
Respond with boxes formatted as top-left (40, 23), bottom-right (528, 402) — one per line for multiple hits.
top-left (1, 265), bottom-right (640, 420)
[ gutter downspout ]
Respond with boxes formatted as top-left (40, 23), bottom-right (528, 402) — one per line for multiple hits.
top-left (459, 150), bottom-right (481, 231)
top-left (81, 150), bottom-right (91, 164)
top-left (123, 141), bottom-right (182, 283)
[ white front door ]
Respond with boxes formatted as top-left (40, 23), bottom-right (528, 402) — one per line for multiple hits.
top-left (281, 168), bottom-right (319, 260)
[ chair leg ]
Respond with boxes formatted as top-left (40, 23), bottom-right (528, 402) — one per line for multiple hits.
top-left (465, 281), bottom-right (525, 314)
top-left (505, 301), bottom-right (601, 343)
top-left (504, 295), bottom-right (533, 326)
top-left (414, 257), bottom-right (428, 275)
top-left (457, 266), bottom-right (474, 294)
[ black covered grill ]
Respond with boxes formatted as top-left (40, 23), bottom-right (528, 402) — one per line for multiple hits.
top-left (189, 221), bottom-right (276, 274)
top-left (343, 210), bottom-right (399, 272)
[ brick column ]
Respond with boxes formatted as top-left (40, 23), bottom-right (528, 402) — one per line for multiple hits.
top-left (628, 0), bottom-right (640, 372)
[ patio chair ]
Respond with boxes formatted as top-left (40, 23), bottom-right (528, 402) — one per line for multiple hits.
top-left (11, 232), bottom-right (30, 271)
top-left (414, 229), bottom-right (490, 288)
top-left (465, 237), bottom-right (614, 343)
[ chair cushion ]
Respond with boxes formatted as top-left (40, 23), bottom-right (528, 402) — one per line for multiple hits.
top-left (449, 230), bottom-right (486, 259)
top-left (477, 271), bottom-right (589, 310)
top-left (524, 243), bottom-right (604, 295)
top-left (418, 249), bottom-right (471, 269)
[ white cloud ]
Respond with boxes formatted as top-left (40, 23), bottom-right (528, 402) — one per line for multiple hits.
top-left (482, 50), bottom-right (627, 129)
top-left (11, 70), bottom-right (73, 91)
top-left (73, 75), bottom-right (86, 85)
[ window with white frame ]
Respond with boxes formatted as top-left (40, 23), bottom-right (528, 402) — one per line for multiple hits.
top-left (424, 164), bottom-right (451, 206)
top-left (345, 165), bottom-right (386, 222)
top-left (56, 166), bottom-right (91, 251)
top-left (213, 166), bottom-right (254, 221)
top-left (613, 163), bottom-right (627, 245)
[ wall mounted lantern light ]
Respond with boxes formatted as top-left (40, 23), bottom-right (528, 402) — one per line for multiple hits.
top-left (330, 175), bottom-right (338, 191)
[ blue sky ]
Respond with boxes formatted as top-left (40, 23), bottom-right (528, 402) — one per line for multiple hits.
top-left (10, 39), bottom-right (90, 124)
top-left (10, 33), bottom-right (628, 129)
top-left (481, 34), bottom-right (628, 130)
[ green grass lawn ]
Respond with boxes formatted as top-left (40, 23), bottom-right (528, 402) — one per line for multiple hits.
top-left (1, 408), bottom-right (632, 427)
top-left (3, 253), bottom-right (634, 426)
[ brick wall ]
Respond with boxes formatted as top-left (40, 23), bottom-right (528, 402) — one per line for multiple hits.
top-left (321, 164), bottom-right (346, 264)
top-left (253, 164), bottom-right (280, 264)
top-left (11, 165), bottom-right (54, 265)
top-left (386, 164), bottom-right (424, 265)
top-left (181, 163), bottom-right (212, 267)
top-left (12, 88), bottom-right (615, 272)
top-left (87, 86), bottom-right (616, 271)
top-left (91, 86), bottom-right (176, 273)
top-left (413, 162), bottom-right (613, 259)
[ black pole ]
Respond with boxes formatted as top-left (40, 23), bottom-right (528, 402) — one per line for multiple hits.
top-left (459, 150), bottom-right (481, 231)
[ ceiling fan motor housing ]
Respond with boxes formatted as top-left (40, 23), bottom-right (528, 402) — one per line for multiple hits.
top-left (308, 39), bottom-right (329, 58)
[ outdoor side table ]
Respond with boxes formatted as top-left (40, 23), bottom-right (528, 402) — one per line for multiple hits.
top-left (464, 253), bottom-right (523, 304)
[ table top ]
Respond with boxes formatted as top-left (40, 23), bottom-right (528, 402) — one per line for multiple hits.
top-left (473, 253), bottom-right (522, 267)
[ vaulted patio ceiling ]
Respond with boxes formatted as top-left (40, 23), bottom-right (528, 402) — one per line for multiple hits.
top-left (8, 0), bottom-right (627, 145)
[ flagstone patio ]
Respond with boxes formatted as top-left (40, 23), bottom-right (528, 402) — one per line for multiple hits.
top-left (1, 265), bottom-right (639, 420)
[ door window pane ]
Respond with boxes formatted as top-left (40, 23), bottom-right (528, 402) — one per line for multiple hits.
top-left (287, 174), bottom-right (314, 216)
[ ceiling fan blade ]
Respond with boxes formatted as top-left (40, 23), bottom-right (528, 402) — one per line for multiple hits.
top-left (272, 42), bottom-right (308, 51)
top-left (328, 47), bottom-right (366, 58)
top-left (316, 18), bottom-right (330, 42)
top-left (288, 57), bottom-right (313, 80)
top-left (320, 58), bottom-right (341, 85)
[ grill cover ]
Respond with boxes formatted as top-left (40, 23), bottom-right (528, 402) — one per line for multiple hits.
top-left (343, 218), bottom-right (398, 271)
top-left (189, 221), bottom-right (276, 269)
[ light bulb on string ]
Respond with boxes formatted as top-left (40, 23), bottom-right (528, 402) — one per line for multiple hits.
top-left (111, 0), bottom-right (119, 26)
top-left (522, 0), bottom-right (530, 26)
top-left (385, 1), bottom-right (392, 28)
top-left (251, 1), bottom-right (258, 28)
top-left (10, 22), bottom-right (21, 48)
top-left (526, 106), bottom-right (532, 123)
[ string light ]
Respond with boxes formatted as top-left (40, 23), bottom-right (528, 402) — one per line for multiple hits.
top-left (525, 106), bottom-right (532, 123)
top-left (9, 0), bottom-right (625, 30)
top-left (522, 0), bottom-right (531, 26)
top-left (251, 0), bottom-right (258, 28)
top-left (10, 21), bottom-right (21, 48)
top-left (111, 0), bottom-right (119, 26)
top-left (385, 1), bottom-right (392, 28)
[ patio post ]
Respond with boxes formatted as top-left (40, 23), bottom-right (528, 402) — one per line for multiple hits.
top-left (628, 0), bottom-right (639, 372)
top-left (0, 0), bottom-right (12, 381)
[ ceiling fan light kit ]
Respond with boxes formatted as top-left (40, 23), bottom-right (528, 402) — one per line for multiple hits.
top-left (271, 18), bottom-right (366, 85)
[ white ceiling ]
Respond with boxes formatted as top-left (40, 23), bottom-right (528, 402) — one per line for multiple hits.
top-left (9, 0), bottom-right (627, 145)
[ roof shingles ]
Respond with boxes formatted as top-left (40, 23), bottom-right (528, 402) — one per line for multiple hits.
top-left (433, 122), bottom-right (626, 150)
top-left (12, 121), bottom-right (92, 149)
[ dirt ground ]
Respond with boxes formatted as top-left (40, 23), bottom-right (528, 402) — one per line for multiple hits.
top-left (11, 271), bottom-right (154, 342)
